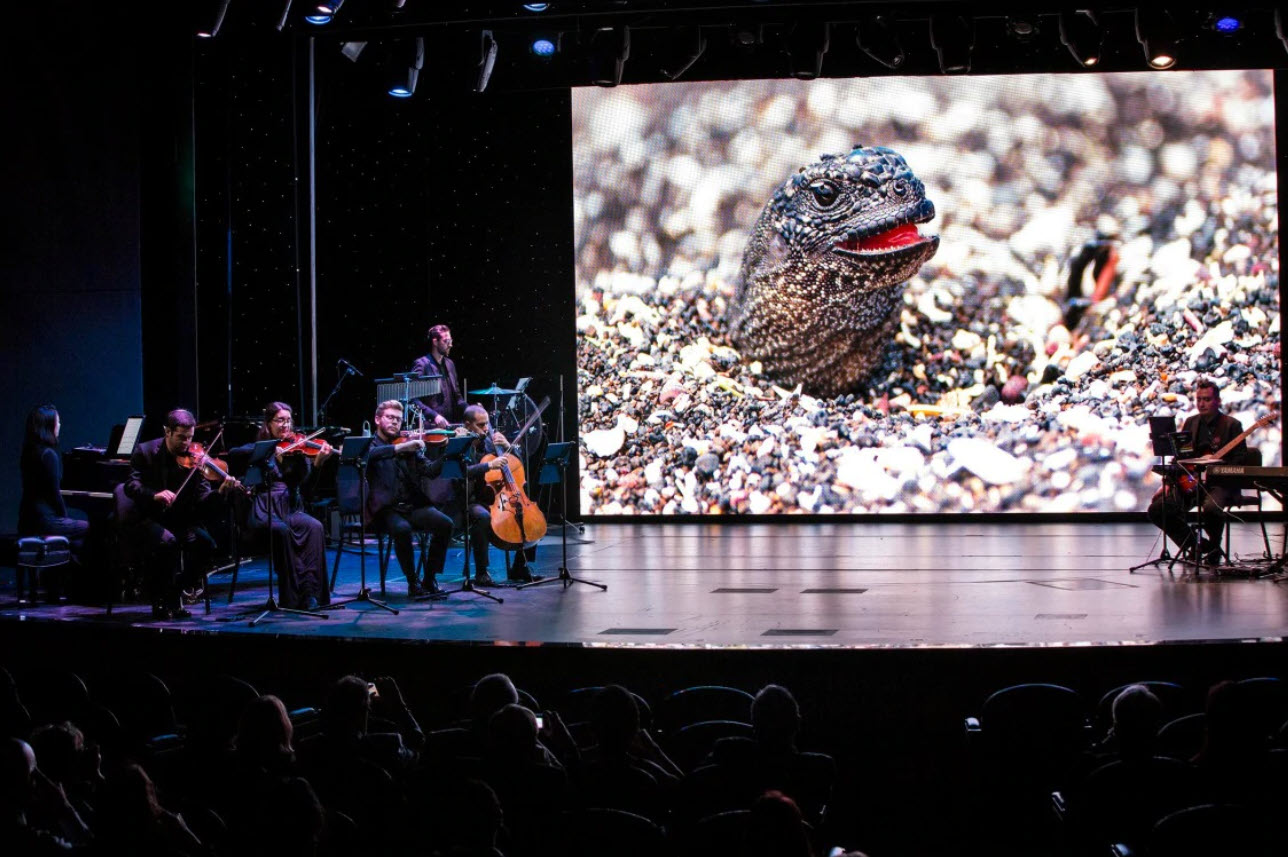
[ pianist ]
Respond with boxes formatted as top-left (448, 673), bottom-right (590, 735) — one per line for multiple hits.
top-left (1146, 378), bottom-right (1247, 562)
top-left (18, 404), bottom-right (91, 577)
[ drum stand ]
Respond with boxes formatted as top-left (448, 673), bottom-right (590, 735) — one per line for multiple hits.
top-left (518, 442), bottom-right (605, 592)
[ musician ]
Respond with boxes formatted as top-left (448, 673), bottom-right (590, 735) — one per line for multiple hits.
top-left (124, 409), bottom-right (241, 620)
top-left (1147, 378), bottom-right (1248, 561)
top-left (411, 323), bottom-right (465, 427)
top-left (365, 400), bottom-right (454, 596)
top-left (461, 404), bottom-right (537, 585)
top-left (239, 403), bottom-right (334, 611)
top-left (18, 404), bottom-right (91, 568)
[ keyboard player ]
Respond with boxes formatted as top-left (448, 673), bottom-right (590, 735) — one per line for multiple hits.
top-left (19, 405), bottom-right (91, 578)
top-left (1147, 378), bottom-right (1248, 562)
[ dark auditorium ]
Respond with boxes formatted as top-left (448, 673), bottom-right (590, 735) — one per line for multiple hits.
top-left (4, 3), bottom-right (1288, 855)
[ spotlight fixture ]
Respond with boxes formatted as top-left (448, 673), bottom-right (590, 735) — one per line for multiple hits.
top-left (306, 0), bottom-right (343, 25)
top-left (476, 30), bottom-right (499, 93)
top-left (786, 21), bottom-right (829, 80)
top-left (195, 0), bottom-right (232, 38)
top-left (659, 26), bottom-right (707, 81)
top-left (1211, 14), bottom-right (1242, 34)
top-left (1006, 17), bottom-right (1039, 42)
top-left (929, 15), bottom-right (974, 75)
top-left (1058, 10), bottom-right (1102, 68)
top-left (523, 3), bottom-right (550, 10)
top-left (387, 37), bottom-right (424, 98)
top-left (1135, 9), bottom-right (1178, 69)
top-left (530, 36), bottom-right (558, 58)
top-left (588, 26), bottom-right (630, 87)
top-left (856, 15), bottom-right (904, 70)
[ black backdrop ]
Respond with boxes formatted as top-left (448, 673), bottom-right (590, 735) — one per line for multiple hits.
top-left (190, 32), bottom-right (577, 447)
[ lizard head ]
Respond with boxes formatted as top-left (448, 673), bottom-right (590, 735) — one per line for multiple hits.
top-left (763, 145), bottom-right (939, 288)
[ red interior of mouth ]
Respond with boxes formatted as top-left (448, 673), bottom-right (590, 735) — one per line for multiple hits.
top-left (840, 223), bottom-right (923, 252)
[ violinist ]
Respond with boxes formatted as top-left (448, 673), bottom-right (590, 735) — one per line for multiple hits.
top-left (460, 405), bottom-right (538, 585)
top-left (365, 400), bottom-right (454, 597)
top-left (410, 324), bottom-right (465, 427)
top-left (237, 403), bottom-right (333, 611)
top-left (123, 409), bottom-right (242, 620)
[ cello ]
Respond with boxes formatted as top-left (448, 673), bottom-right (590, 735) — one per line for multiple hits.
top-left (477, 397), bottom-right (550, 552)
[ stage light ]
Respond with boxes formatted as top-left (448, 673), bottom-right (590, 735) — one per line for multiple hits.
top-left (340, 41), bottom-right (367, 62)
top-left (1212, 15), bottom-right (1242, 34)
top-left (275, 0), bottom-right (295, 32)
top-left (387, 37), bottom-right (424, 98)
top-left (1006, 17), bottom-right (1038, 42)
top-left (523, 3), bottom-right (550, 10)
top-left (476, 30), bottom-right (498, 93)
top-left (195, 0), bottom-right (231, 38)
top-left (659, 26), bottom-right (707, 81)
top-left (305, 12), bottom-right (332, 25)
top-left (530, 37), bottom-right (557, 58)
top-left (1135, 9), bottom-right (1178, 69)
top-left (929, 14), bottom-right (974, 74)
top-left (856, 15), bottom-right (904, 70)
top-left (317, 0), bottom-right (344, 14)
top-left (1058, 10), bottom-right (1102, 68)
top-left (588, 26), bottom-right (630, 87)
top-left (786, 21), bottom-right (829, 80)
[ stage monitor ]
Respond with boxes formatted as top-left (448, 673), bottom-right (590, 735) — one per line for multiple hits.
top-left (572, 70), bottom-right (1281, 516)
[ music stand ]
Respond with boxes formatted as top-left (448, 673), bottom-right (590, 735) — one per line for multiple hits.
top-left (431, 435), bottom-right (502, 604)
top-left (518, 442), bottom-right (605, 591)
top-left (1132, 420), bottom-right (1185, 573)
top-left (322, 435), bottom-right (398, 615)
top-left (238, 440), bottom-right (330, 626)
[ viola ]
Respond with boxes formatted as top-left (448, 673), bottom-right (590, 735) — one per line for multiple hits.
top-left (398, 428), bottom-right (457, 446)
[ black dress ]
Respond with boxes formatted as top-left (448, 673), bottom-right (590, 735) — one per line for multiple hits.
top-left (243, 452), bottom-right (329, 608)
top-left (19, 444), bottom-right (90, 549)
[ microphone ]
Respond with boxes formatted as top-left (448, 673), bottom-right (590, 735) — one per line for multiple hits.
top-left (337, 358), bottom-right (364, 377)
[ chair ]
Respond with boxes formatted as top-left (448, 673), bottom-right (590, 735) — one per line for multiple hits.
top-left (1142, 803), bottom-right (1269, 857)
top-left (558, 807), bottom-right (666, 857)
top-left (561, 685), bottom-right (655, 731)
top-left (665, 719), bottom-right (755, 772)
top-left (1092, 681), bottom-right (1194, 741)
top-left (1054, 756), bottom-right (1199, 854)
top-left (328, 460), bottom-right (391, 596)
top-left (657, 685), bottom-right (754, 734)
top-left (1155, 713), bottom-right (1206, 761)
top-left (14, 535), bottom-right (71, 603)
top-left (1217, 448), bottom-right (1274, 563)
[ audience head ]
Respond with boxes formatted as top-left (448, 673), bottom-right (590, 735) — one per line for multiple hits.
top-left (1110, 684), bottom-right (1162, 754)
top-left (447, 778), bottom-right (503, 847)
top-left (28, 721), bottom-right (86, 785)
top-left (470, 673), bottom-right (519, 724)
top-left (0, 737), bottom-right (36, 810)
top-left (1199, 679), bottom-right (1262, 759)
top-left (488, 703), bottom-right (539, 758)
top-left (752, 684), bottom-right (801, 747)
top-left (745, 790), bottom-right (813, 857)
top-left (591, 684), bottom-right (640, 752)
top-left (236, 694), bottom-right (295, 769)
top-left (323, 676), bottom-right (372, 738)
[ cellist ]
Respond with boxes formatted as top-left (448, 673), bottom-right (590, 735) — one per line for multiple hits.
top-left (460, 405), bottom-right (539, 584)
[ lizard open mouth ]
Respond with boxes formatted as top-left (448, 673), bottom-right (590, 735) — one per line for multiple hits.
top-left (837, 223), bottom-right (927, 253)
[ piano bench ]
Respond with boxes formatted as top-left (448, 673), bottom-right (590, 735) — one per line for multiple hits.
top-left (16, 536), bottom-right (73, 604)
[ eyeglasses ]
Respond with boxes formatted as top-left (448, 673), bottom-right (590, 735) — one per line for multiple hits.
top-left (271, 417), bottom-right (293, 424)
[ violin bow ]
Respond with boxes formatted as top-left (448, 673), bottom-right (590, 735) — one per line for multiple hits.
top-left (279, 427), bottom-right (327, 455)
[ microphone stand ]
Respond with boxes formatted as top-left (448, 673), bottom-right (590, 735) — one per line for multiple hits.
top-left (319, 363), bottom-right (359, 427)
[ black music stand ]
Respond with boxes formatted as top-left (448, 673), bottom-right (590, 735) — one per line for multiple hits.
top-left (518, 442), bottom-right (605, 591)
top-left (431, 435), bottom-right (503, 604)
top-left (1132, 422), bottom-right (1187, 573)
top-left (238, 440), bottom-right (330, 626)
top-left (322, 436), bottom-right (399, 615)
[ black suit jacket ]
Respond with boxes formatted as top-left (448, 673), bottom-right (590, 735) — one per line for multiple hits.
top-left (124, 437), bottom-right (213, 527)
top-left (364, 436), bottom-right (443, 521)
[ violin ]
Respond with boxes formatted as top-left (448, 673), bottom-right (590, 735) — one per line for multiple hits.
top-left (175, 442), bottom-right (246, 492)
top-left (277, 428), bottom-right (329, 457)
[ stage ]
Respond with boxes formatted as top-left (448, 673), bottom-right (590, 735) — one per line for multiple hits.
top-left (4, 520), bottom-right (1287, 649)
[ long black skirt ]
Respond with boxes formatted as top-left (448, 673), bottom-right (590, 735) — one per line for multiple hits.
top-left (246, 484), bottom-right (328, 608)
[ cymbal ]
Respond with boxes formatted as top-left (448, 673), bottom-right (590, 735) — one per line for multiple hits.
top-left (469, 384), bottom-right (520, 395)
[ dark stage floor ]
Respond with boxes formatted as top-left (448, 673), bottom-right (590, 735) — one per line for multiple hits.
top-left (4, 521), bottom-right (1288, 648)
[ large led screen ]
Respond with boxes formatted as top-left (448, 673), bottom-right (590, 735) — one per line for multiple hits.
top-left (573, 71), bottom-right (1280, 515)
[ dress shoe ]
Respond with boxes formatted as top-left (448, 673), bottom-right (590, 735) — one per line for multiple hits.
top-left (151, 605), bottom-right (172, 620)
top-left (305, 596), bottom-right (321, 611)
top-left (170, 607), bottom-right (192, 620)
top-left (424, 578), bottom-right (443, 595)
top-left (406, 581), bottom-right (425, 598)
top-left (473, 572), bottom-right (496, 587)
